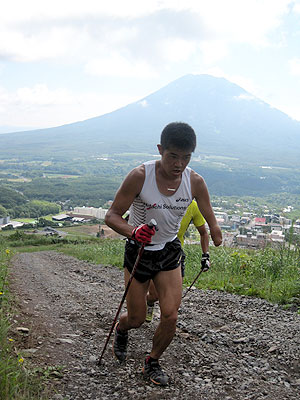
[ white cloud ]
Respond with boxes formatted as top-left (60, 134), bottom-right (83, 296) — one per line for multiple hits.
top-left (293, 1), bottom-right (300, 13)
top-left (0, 84), bottom-right (139, 128)
top-left (139, 100), bottom-right (148, 107)
top-left (267, 101), bottom-right (300, 121)
top-left (0, 24), bottom-right (85, 62)
top-left (1, 0), bottom-right (299, 127)
top-left (235, 93), bottom-right (257, 101)
top-left (196, 66), bottom-right (225, 77)
top-left (160, 39), bottom-right (197, 63)
top-left (288, 58), bottom-right (300, 76)
top-left (198, 40), bottom-right (229, 65)
top-left (0, 1), bottom-right (162, 21)
top-left (225, 75), bottom-right (262, 96)
top-left (0, 0), bottom-right (293, 66)
top-left (85, 54), bottom-right (158, 78)
top-left (16, 84), bottom-right (73, 106)
top-left (160, 0), bottom-right (292, 49)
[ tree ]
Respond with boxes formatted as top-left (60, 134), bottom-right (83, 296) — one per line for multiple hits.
top-left (0, 205), bottom-right (7, 217)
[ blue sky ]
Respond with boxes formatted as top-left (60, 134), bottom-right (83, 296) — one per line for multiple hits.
top-left (1, 0), bottom-right (300, 131)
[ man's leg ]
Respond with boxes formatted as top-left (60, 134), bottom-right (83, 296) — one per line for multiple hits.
top-left (142, 266), bottom-right (182, 385)
top-left (150, 266), bottom-right (182, 359)
top-left (119, 268), bottom-right (150, 331)
top-left (113, 268), bottom-right (150, 362)
top-left (146, 252), bottom-right (185, 323)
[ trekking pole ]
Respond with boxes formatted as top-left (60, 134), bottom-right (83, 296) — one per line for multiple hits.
top-left (182, 252), bottom-right (210, 299)
top-left (182, 267), bottom-right (203, 299)
top-left (97, 219), bottom-right (157, 366)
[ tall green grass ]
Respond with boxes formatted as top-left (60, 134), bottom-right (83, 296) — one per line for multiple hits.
top-left (184, 244), bottom-right (300, 306)
top-left (58, 238), bottom-right (125, 268)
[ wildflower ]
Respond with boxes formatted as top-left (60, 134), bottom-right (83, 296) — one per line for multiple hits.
top-left (8, 338), bottom-right (14, 342)
top-left (19, 357), bottom-right (24, 363)
top-left (5, 249), bottom-right (10, 255)
top-left (0, 292), bottom-right (3, 295)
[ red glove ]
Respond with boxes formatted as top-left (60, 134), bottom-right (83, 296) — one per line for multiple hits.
top-left (131, 224), bottom-right (156, 245)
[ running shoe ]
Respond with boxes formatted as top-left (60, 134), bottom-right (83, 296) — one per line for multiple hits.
top-left (145, 302), bottom-right (155, 323)
top-left (112, 322), bottom-right (128, 362)
top-left (142, 356), bottom-right (169, 386)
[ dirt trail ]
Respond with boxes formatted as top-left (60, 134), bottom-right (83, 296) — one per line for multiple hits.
top-left (9, 251), bottom-right (300, 400)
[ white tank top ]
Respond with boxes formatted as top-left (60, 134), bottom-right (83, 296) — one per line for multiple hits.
top-left (128, 160), bottom-right (193, 250)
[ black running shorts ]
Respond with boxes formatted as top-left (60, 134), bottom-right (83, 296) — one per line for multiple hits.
top-left (124, 237), bottom-right (185, 283)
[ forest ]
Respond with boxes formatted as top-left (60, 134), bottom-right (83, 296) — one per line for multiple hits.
top-left (1, 154), bottom-right (300, 219)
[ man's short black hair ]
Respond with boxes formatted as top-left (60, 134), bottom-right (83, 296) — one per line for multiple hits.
top-left (160, 122), bottom-right (196, 152)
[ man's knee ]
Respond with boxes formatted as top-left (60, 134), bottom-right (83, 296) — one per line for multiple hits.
top-left (127, 315), bottom-right (145, 328)
top-left (160, 309), bottom-right (178, 326)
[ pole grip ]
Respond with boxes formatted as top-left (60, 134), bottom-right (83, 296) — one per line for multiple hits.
top-left (148, 219), bottom-right (158, 230)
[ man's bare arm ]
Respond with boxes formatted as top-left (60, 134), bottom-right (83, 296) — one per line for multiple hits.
top-left (191, 171), bottom-right (222, 247)
top-left (196, 224), bottom-right (209, 253)
top-left (105, 166), bottom-right (145, 238)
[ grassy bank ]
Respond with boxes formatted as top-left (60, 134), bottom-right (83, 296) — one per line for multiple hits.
top-left (184, 244), bottom-right (300, 306)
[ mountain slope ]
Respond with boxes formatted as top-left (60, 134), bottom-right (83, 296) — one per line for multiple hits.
top-left (1, 74), bottom-right (300, 165)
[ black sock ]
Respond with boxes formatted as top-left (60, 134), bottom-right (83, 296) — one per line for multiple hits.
top-left (146, 356), bottom-right (158, 364)
top-left (116, 324), bottom-right (127, 335)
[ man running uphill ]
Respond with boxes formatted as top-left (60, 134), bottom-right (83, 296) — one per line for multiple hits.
top-left (105, 122), bottom-right (222, 386)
